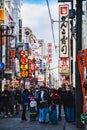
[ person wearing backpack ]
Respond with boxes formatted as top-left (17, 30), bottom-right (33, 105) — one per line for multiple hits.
top-left (34, 87), bottom-right (40, 116)
top-left (51, 89), bottom-right (60, 121)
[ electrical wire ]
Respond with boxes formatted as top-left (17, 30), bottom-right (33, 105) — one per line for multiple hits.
top-left (46, 0), bottom-right (58, 60)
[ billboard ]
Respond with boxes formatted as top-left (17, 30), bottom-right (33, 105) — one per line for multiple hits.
top-left (59, 58), bottom-right (69, 75)
top-left (59, 5), bottom-right (69, 58)
top-left (47, 43), bottom-right (52, 63)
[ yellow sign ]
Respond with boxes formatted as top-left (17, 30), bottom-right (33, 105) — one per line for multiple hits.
top-left (0, 10), bottom-right (4, 21)
top-left (10, 49), bottom-right (15, 58)
top-left (20, 64), bottom-right (28, 70)
top-left (20, 70), bottom-right (28, 77)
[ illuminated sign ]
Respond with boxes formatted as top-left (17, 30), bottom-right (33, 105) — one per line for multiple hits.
top-left (0, 10), bottom-right (4, 21)
top-left (20, 57), bottom-right (28, 64)
top-left (21, 51), bottom-right (28, 57)
top-left (20, 50), bottom-right (29, 77)
top-left (20, 64), bottom-right (28, 70)
top-left (20, 70), bottom-right (28, 77)
top-left (10, 49), bottom-right (15, 58)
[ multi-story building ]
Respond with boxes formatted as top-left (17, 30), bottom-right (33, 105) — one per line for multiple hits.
top-left (0, 0), bottom-right (23, 89)
top-left (12, 0), bottom-right (23, 42)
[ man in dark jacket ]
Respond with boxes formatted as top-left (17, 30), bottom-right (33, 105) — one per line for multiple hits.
top-left (14, 87), bottom-right (21, 114)
top-left (2, 85), bottom-right (10, 118)
top-left (21, 89), bottom-right (29, 120)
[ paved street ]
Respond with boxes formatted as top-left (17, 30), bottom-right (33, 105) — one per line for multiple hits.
top-left (0, 112), bottom-right (86, 130)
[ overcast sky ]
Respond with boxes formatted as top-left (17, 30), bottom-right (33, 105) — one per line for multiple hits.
top-left (21, 0), bottom-right (60, 77)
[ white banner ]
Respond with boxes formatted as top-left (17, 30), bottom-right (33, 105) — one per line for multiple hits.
top-left (59, 5), bottom-right (69, 58)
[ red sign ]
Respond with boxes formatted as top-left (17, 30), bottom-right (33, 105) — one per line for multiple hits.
top-left (20, 57), bottom-right (28, 64)
top-left (47, 43), bottom-right (52, 47)
top-left (60, 5), bottom-right (68, 15)
top-left (10, 49), bottom-right (15, 58)
top-left (47, 43), bottom-right (52, 63)
top-left (21, 51), bottom-right (28, 57)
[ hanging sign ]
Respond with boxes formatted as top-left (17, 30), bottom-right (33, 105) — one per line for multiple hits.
top-left (21, 51), bottom-right (28, 57)
top-left (59, 5), bottom-right (69, 58)
top-left (0, 0), bottom-right (4, 9)
top-left (47, 43), bottom-right (52, 63)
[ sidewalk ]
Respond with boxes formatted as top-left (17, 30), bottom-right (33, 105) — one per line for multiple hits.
top-left (0, 111), bottom-right (86, 130)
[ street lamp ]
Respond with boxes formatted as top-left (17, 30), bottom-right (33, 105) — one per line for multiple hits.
top-left (25, 28), bottom-right (30, 43)
top-left (9, 21), bottom-right (16, 34)
top-left (0, 20), bottom-right (12, 91)
top-left (0, 21), bottom-right (16, 90)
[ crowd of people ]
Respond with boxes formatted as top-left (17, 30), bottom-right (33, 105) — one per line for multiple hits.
top-left (0, 84), bottom-right (76, 124)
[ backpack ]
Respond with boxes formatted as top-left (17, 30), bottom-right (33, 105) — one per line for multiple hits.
top-left (53, 94), bottom-right (60, 104)
top-left (34, 90), bottom-right (39, 100)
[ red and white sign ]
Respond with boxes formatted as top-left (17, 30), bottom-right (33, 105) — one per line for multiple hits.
top-left (38, 75), bottom-right (44, 82)
top-left (60, 5), bottom-right (68, 15)
top-left (59, 58), bottom-right (69, 74)
top-left (33, 49), bottom-right (40, 55)
top-left (21, 51), bottom-right (28, 57)
top-left (47, 43), bottom-right (52, 63)
top-left (32, 42), bottom-right (39, 49)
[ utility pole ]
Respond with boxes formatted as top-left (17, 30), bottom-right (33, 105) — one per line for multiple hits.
top-left (75, 0), bottom-right (84, 128)
top-left (0, 25), bottom-right (3, 92)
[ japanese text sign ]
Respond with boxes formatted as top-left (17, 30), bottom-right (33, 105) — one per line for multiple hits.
top-left (59, 5), bottom-right (69, 58)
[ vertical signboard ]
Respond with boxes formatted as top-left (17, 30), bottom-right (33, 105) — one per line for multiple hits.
top-left (47, 43), bottom-right (52, 63)
top-left (20, 51), bottom-right (29, 77)
top-left (59, 5), bottom-right (69, 58)
top-left (59, 58), bottom-right (69, 75)
top-left (77, 49), bottom-right (87, 112)
top-left (0, 0), bottom-right (4, 21)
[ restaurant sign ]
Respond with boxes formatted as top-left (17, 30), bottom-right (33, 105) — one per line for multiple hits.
top-left (59, 5), bottom-right (69, 58)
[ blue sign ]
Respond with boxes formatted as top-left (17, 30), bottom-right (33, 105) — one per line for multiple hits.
top-left (24, 43), bottom-right (29, 51)
top-left (0, 62), bottom-right (4, 70)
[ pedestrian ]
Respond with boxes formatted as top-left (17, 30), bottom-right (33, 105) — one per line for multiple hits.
top-left (57, 87), bottom-right (62, 121)
top-left (0, 90), bottom-right (3, 116)
top-left (49, 103), bottom-right (58, 124)
top-left (29, 94), bottom-right (37, 121)
top-left (38, 86), bottom-right (49, 123)
top-left (14, 87), bottom-right (21, 115)
top-left (21, 89), bottom-right (29, 121)
top-left (1, 85), bottom-right (10, 118)
top-left (61, 86), bottom-right (67, 120)
top-left (50, 89), bottom-right (60, 122)
top-left (9, 86), bottom-right (16, 116)
top-left (33, 86), bottom-right (40, 116)
top-left (65, 85), bottom-right (75, 122)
